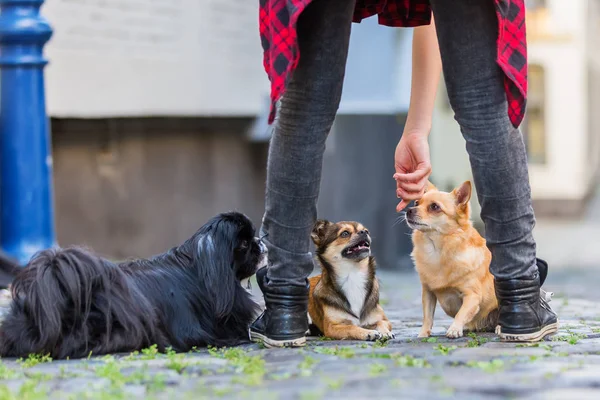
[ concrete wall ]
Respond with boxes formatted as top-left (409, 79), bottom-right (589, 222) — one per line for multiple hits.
top-left (52, 118), bottom-right (268, 260)
top-left (51, 116), bottom-right (414, 270)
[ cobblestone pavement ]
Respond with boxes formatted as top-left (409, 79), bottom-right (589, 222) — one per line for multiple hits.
top-left (0, 268), bottom-right (599, 400)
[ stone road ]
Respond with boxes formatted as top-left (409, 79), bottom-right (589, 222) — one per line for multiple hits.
top-left (0, 267), bottom-right (599, 400)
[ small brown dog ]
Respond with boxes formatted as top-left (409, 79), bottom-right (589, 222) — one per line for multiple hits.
top-left (308, 220), bottom-right (393, 341)
top-left (407, 181), bottom-right (498, 339)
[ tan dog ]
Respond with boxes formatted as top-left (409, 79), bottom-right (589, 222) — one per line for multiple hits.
top-left (406, 181), bottom-right (498, 339)
top-left (308, 220), bottom-right (393, 341)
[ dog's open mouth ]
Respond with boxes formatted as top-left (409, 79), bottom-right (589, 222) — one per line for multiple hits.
top-left (344, 240), bottom-right (370, 256)
top-left (406, 218), bottom-right (428, 229)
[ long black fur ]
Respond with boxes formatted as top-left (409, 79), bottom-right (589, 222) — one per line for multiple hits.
top-left (0, 212), bottom-right (263, 359)
top-left (0, 251), bottom-right (19, 289)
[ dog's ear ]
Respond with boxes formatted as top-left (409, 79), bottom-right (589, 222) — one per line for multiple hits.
top-left (195, 226), bottom-right (239, 319)
top-left (453, 181), bottom-right (472, 206)
top-left (425, 181), bottom-right (437, 193)
top-left (311, 220), bottom-right (331, 247)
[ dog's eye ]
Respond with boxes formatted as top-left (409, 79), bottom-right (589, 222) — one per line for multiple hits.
top-left (429, 203), bottom-right (440, 212)
top-left (340, 231), bottom-right (350, 238)
top-left (240, 240), bottom-right (249, 249)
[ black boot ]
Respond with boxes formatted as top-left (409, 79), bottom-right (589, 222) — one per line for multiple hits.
top-left (249, 268), bottom-right (309, 348)
top-left (495, 258), bottom-right (559, 342)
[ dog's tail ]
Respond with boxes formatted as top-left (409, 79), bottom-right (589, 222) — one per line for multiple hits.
top-left (2, 247), bottom-right (158, 358)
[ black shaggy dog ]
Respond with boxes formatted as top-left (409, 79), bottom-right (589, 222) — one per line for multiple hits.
top-left (0, 212), bottom-right (266, 359)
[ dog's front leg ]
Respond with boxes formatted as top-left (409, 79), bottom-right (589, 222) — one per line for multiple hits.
top-left (324, 323), bottom-right (383, 341)
top-left (446, 293), bottom-right (480, 338)
top-left (418, 286), bottom-right (436, 338)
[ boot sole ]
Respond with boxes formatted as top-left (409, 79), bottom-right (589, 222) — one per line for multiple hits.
top-left (249, 330), bottom-right (306, 348)
top-left (495, 321), bottom-right (559, 342)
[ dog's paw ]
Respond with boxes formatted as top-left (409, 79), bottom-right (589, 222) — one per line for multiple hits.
top-left (376, 328), bottom-right (395, 340)
top-left (417, 329), bottom-right (431, 338)
top-left (446, 324), bottom-right (464, 339)
top-left (365, 330), bottom-right (383, 341)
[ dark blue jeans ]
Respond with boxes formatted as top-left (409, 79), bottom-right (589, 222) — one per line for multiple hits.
top-left (260, 0), bottom-right (537, 288)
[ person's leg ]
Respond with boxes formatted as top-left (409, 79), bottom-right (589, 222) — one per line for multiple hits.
top-left (429, 0), bottom-right (557, 341)
top-left (250, 0), bottom-right (357, 347)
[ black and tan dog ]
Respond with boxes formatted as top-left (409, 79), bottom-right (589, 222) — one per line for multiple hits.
top-left (308, 220), bottom-right (393, 341)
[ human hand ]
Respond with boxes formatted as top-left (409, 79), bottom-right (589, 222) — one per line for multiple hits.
top-left (393, 132), bottom-right (432, 211)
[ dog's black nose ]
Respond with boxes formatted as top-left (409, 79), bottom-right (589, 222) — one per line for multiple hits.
top-left (407, 208), bottom-right (416, 218)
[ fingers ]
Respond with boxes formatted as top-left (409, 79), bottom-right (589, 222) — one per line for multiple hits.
top-left (393, 180), bottom-right (423, 193)
top-left (393, 164), bottom-right (431, 204)
top-left (393, 162), bottom-right (431, 183)
top-left (394, 164), bottom-right (432, 213)
top-left (396, 199), bottom-right (410, 212)
top-left (396, 187), bottom-right (425, 201)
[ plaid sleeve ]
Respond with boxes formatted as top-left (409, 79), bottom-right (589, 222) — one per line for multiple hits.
top-left (259, 0), bottom-right (312, 124)
top-left (259, 0), bottom-right (527, 128)
top-left (494, 0), bottom-right (528, 128)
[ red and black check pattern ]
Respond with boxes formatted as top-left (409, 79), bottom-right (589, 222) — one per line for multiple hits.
top-left (259, 0), bottom-right (527, 128)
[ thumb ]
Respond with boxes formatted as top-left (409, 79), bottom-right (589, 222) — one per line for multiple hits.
top-left (396, 199), bottom-right (410, 212)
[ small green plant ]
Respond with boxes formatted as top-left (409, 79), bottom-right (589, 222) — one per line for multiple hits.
top-left (368, 363), bottom-right (388, 376)
top-left (165, 347), bottom-right (189, 373)
top-left (391, 379), bottom-right (405, 387)
top-left (298, 355), bottom-right (317, 377)
top-left (146, 373), bottom-right (167, 394)
top-left (207, 346), bottom-right (220, 357)
top-left (552, 330), bottom-right (586, 345)
top-left (17, 353), bottom-right (52, 368)
top-left (373, 338), bottom-right (390, 348)
top-left (516, 343), bottom-right (539, 348)
top-left (379, 298), bottom-right (389, 306)
top-left (439, 387), bottom-right (456, 396)
top-left (466, 333), bottom-right (489, 347)
top-left (270, 371), bottom-right (293, 381)
top-left (212, 387), bottom-right (235, 397)
top-left (324, 377), bottom-right (344, 390)
top-left (466, 359), bottom-right (504, 373)
top-left (0, 361), bottom-right (20, 379)
top-left (317, 336), bottom-right (334, 341)
top-left (0, 380), bottom-right (49, 400)
top-left (365, 352), bottom-right (429, 367)
top-left (211, 347), bottom-right (267, 386)
top-left (394, 354), bottom-right (430, 368)
top-left (95, 358), bottom-right (127, 389)
top-left (122, 351), bottom-right (139, 361)
top-left (435, 344), bottom-right (457, 356)
top-left (313, 346), bottom-right (355, 359)
top-left (421, 337), bottom-right (438, 343)
top-left (591, 327), bottom-right (600, 334)
top-left (139, 344), bottom-right (159, 360)
top-left (24, 372), bottom-right (52, 382)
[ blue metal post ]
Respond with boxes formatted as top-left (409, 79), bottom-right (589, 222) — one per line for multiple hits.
top-left (0, 0), bottom-right (55, 265)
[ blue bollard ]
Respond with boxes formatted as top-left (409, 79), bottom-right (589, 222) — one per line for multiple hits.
top-left (0, 0), bottom-right (56, 265)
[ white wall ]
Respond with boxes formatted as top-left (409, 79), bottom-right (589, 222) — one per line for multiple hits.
top-left (527, 0), bottom-right (591, 200)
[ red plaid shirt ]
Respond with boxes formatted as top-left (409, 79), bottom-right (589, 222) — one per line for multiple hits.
top-left (259, 0), bottom-right (527, 128)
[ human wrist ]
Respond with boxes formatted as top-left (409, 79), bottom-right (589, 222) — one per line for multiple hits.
top-left (402, 122), bottom-right (431, 139)
top-left (403, 113), bottom-right (432, 136)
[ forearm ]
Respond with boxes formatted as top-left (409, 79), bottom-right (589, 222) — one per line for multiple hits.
top-left (404, 16), bottom-right (442, 136)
